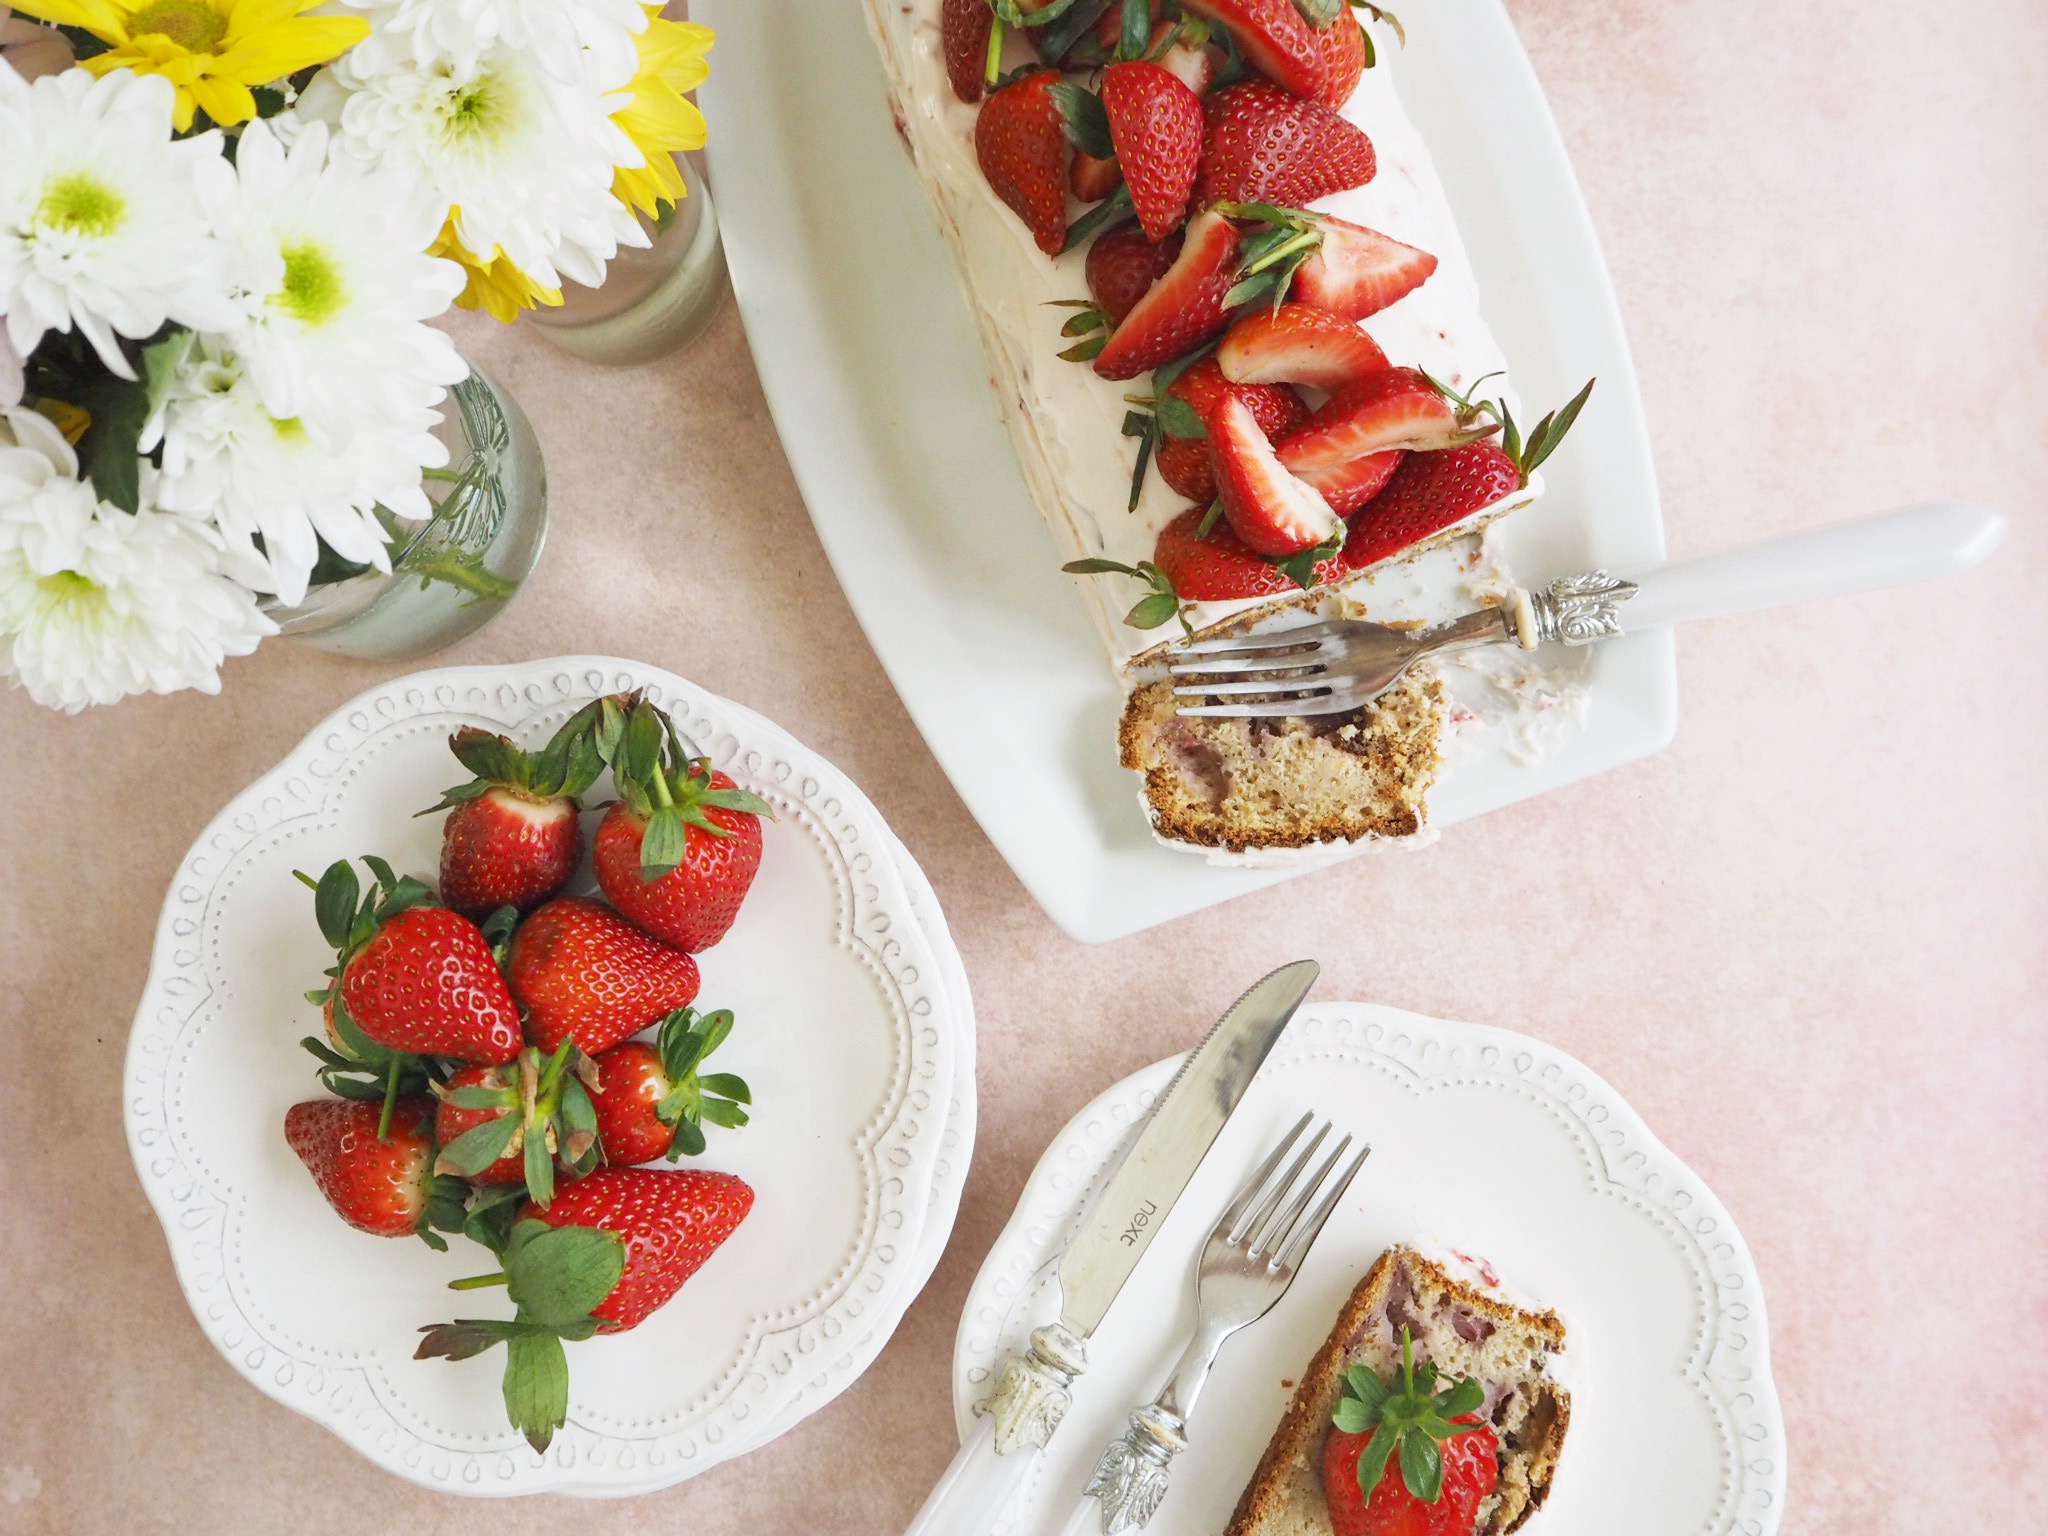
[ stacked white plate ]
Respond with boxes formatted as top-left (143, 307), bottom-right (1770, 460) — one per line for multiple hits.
top-left (123, 656), bottom-right (976, 1496)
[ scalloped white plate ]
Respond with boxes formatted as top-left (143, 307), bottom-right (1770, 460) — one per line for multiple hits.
top-left (124, 657), bottom-right (969, 1496)
top-left (954, 1005), bottom-right (1785, 1536)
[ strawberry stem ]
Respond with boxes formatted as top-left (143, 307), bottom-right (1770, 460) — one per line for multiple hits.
top-left (448, 1271), bottom-right (509, 1291)
top-left (377, 1061), bottom-right (400, 1143)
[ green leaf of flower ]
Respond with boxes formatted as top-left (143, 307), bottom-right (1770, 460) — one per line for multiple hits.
top-left (501, 1330), bottom-right (571, 1454)
top-left (1399, 1427), bottom-right (1443, 1503)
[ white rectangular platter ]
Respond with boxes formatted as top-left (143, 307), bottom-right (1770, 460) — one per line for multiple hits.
top-left (698, 0), bottom-right (1676, 944)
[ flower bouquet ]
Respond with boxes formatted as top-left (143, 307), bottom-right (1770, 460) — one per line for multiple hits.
top-left (0, 0), bottom-right (712, 711)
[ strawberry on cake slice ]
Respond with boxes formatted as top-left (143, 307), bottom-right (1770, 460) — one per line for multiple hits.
top-left (861, 0), bottom-right (1592, 857)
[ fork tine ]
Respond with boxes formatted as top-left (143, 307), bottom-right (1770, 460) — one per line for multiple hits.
top-left (1232, 1121), bottom-right (1328, 1247)
top-left (1171, 676), bottom-right (1334, 698)
top-left (1176, 692), bottom-right (1365, 718)
top-left (1170, 622), bottom-right (1345, 658)
top-left (1275, 1142), bottom-right (1370, 1272)
top-left (1251, 1131), bottom-right (1350, 1258)
top-left (1165, 652), bottom-right (1337, 677)
top-left (1212, 1112), bottom-right (1310, 1240)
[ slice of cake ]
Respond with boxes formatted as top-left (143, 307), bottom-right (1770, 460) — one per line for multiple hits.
top-left (1226, 1245), bottom-right (1571, 1536)
top-left (1118, 670), bottom-right (1443, 853)
top-left (861, 2), bottom-right (1576, 856)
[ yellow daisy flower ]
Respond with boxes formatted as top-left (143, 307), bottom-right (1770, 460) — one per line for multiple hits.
top-left (429, 214), bottom-right (563, 325)
top-left (610, 9), bottom-right (712, 221)
top-left (11, 0), bottom-right (367, 131)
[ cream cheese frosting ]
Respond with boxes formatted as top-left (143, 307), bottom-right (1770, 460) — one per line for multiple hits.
top-left (862, 0), bottom-right (1535, 671)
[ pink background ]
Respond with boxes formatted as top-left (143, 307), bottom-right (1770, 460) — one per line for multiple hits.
top-left (1, 1), bottom-right (2044, 1529)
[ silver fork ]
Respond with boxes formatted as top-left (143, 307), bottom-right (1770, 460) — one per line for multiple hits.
top-left (1165, 501), bottom-right (2006, 719)
top-left (1068, 1113), bottom-right (1369, 1535)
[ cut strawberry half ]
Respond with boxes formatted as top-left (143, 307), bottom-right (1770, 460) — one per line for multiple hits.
top-left (941, 0), bottom-right (993, 104)
top-left (1295, 449), bottom-right (1405, 516)
top-left (1086, 224), bottom-right (1180, 324)
top-left (1206, 393), bottom-right (1344, 556)
top-left (1070, 149), bottom-right (1123, 203)
top-left (976, 71), bottom-right (1070, 257)
top-left (1155, 354), bottom-right (1308, 503)
top-left (1196, 81), bottom-right (1374, 207)
top-left (1154, 23), bottom-right (1219, 96)
top-left (1094, 208), bottom-right (1244, 380)
top-left (1276, 368), bottom-right (1492, 470)
top-left (1290, 216), bottom-right (1438, 320)
top-left (1178, 0), bottom-right (1328, 101)
top-left (1217, 303), bottom-right (1390, 390)
top-left (1102, 61), bottom-right (1203, 243)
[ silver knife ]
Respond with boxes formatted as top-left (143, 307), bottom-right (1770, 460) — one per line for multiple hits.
top-left (902, 960), bottom-right (1319, 1536)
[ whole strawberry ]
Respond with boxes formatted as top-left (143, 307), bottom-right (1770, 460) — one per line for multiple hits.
top-left (432, 1042), bottom-right (601, 1204)
top-left (1101, 61), bottom-right (1203, 242)
top-left (1321, 1328), bottom-right (1499, 1536)
top-left (591, 695), bottom-right (774, 953)
top-left (308, 856), bottom-right (523, 1066)
top-left (420, 701), bottom-right (606, 922)
top-left (284, 1096), bottom-right (466, 1247)
top-left (590, 1007), bottom-right (751, 1166)
top-left (1197, 80), bottom-right (1376, 207)
top-left (1345, 377), bottom-right (1594, 571)
top-left (417, 1167), bottom-right (754, 1449)
top-left (507, 896), bottom-right (701, 1055)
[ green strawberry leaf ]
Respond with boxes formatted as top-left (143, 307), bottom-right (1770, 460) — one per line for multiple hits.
top-left (522, 1125), bottom-right (555, 1207)
top-left (505, 1225), bottom-right (625, 1329)
top-left (638, 804), bottom-right (687, 879)
top-left (1118, 0), bottom-right (1149, 58)
top-left (1291, 0), bottom-right (1343, 27)
top-left (1063, 557), bottom-right (1143, 576)
top-left (436, 1112), bottom-right (521, 1177)
top-left (414, 1318), bottom-right (530, 1361)
top-left (444, 1084), bottom-right (513, 1111)
top-left (502, 1330), bottom-right (571, 1453)
top-left (671, 1118), bottom-right (708, 1159)
top-left (312, 860), bottom-right (360, 951)
top-left (1061, 182), bottom-right (1134, 254)
top-left (1155, 395), bottom-right (1206, 440)
top-left (1434, 1377), bottom-right (1484, 1420)
top-left (1332, 1396), bottom-right (1373, 1433)
top-left (1352, 1421), bottom-right (1399, 1498)
top-left (463, 1187), bottom-right (528, 1259)
top-left (699, 1097), bottom-right (750, 1130)
top-left (1125, 591), bottom-right (1180, 630)
top-left (1032, 0), bottom-right (1112, 62)
top-left (1400, 1428), bottom-right (1443, 1504)
top-left (1518, 377), bottom-right (1595, 477)
top-left (698, 1072), bottom-right (751, 1104)
top-left (1345, 1362), bottom-right (1391, 1417)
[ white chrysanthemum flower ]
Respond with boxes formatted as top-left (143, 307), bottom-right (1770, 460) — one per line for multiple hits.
top-left (196, 118), bottom-right (467, 433)
top-left (144, 335), bottom-right (453, 604)
top-left (301, 33), bottom-right (646, 293)
top-left (0, 68), bottom-right (239, 381)
top-left (334, 0), bottom-right (646, 84)
top-left (0, 408), bottom-right (272, 713)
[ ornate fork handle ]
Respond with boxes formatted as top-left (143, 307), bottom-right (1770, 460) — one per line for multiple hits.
top-left (1514, 570), bottom-right (1641, 647)
top-left (1082, 1315), bottom-right (1234, 1533)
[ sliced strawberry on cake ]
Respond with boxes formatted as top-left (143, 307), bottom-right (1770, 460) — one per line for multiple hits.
top-left (1218, 302), bottom-right (1390, 390)
top-left (1154, 355), bottom-right (1308, 504)
top-left (1094, 208), bottom-right (1245, 379)
top-left (1197, 81), bottom-right (1375, 206)
top-left (1102, 61), bottom-right (1203, 242)
top-left (1291, 216), bottom-right (1438, 320)
top-left (1206, 393), bottom-right (1345, 557)
top-left (1179, 0), bottom-right (1328, 100)
top-left (1276, 368), bottom-right (1496, 470)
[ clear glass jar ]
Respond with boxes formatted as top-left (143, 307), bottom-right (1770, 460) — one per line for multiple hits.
top-left (267, 360), bottom-right (547, 660)
top-left (527, 153), bottom-right (728, 365)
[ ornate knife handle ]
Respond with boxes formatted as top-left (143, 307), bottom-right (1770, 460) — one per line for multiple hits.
top-left (1513, 570), bottom-right (1639, 648)
top-left (982, 1322), bottom-right (1089, 1454)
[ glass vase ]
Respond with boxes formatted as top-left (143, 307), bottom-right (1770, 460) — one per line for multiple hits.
top-left (527, 153), bottom-right (728, 365)
top-left (268, 360), bottom-right (547, 660)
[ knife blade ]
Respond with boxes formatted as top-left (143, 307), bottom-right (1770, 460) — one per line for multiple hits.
top-left (901, 960), bottom-right (1318, 1536)
top-left (1054, 959), bottom-right (1320, 1339)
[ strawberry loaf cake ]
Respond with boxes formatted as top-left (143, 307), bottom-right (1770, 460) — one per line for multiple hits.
top-left (862, 0), bottom-right (1588, 854)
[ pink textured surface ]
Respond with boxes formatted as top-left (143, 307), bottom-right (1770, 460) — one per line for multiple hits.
top-left (1, 2), bottom-right (2044, 1529)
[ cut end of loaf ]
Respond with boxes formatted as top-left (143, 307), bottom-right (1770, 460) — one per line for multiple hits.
top-left (1225, 1245), bottom-right (1571, 1536)
top-left (1118, 673), bottom-right (1445, 853)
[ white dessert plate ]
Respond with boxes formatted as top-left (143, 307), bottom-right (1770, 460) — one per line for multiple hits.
top-left (699, 0), bottom-right (1675, 943)
top-left (124, 657), bottom-right (969, 1496)
top-left (955, 1004), bottom-right (1785, 1536)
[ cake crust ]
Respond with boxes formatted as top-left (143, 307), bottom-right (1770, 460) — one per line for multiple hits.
top-left (1225, 1246), bottom-right (1571, 1536)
